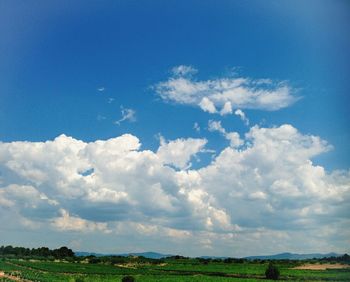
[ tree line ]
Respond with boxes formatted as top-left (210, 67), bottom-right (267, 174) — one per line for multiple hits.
top-left (0, 245), bottom-right (74, 258)
top-left (319, 254), bottom-right (350, 263)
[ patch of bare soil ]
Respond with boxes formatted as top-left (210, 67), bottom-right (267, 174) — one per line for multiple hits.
top-left (116, 262), bottom-right (167, 269)
top-left (292, 263), bottom-right (350, 270)
top-left (0, 270), bottom-right (32, 281)
top-left (116, 263), bottom-right (137, 269)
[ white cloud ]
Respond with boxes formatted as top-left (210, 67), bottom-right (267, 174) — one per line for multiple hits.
top-left (199, 124), bottom-right (342, 235)
top-left (114, 107), bottom-right (136, 125)
top-left (97, 87), bottom-right (105, 92)
top-left (220, 101), bottom-right (233, 115)
top-left (171, 65), bottom-right (197, 77)
top-left (234, 109), bottom-right (249, 125)
top-left (199, 97), bottom-right (217, 113)
top-left (52, 209), bottom-right (111, 233)
top-left (157, 136), bottom-right (207, 169)
top-left (208, 120), bottom-right (226, 134)
top-left (0, 125), bottom-right (349, 255)
top-left (193, 122), bottom-right (200, 133)
top-left (155, 66), bottom-right (299, 113)
top-left (225, 132), bottom-right (244, 148)
top-left (208, 120), bottom-right (244, 148)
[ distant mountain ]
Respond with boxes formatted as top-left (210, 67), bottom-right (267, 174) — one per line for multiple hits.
top-left (199, 256), bottom-right (228, 259)
top-left (75, 251), bottom-right (107, 257)
top-left (75, 251), bottom-right (341, 260)
top-left (75, 251), bottom-right (173, 259)
top-left (244, 252), bottom-right (341, 260)
top-left (119, 252), bottom-right (173, 259)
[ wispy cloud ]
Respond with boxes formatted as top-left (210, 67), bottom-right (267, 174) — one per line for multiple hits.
top-left (155, 66), bottom-right (299, 113)
top-left (234, 109), bottom-right (249, 126)
top-left (114, 106), bottom-right (136, 125)
top-left (97, 115), bottom-right (107, 121)
top-left (171, 65), bottom-right (197, 77)
top-left (208, 120), bottom-right (243, 148)
top-left (97, 87), bottom-right (105, 92)
top-left (193, 122), bottom-right (201, 133)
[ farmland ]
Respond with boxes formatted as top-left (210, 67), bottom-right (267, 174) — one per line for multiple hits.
top-left (0, 256), bottom-right (349, 282)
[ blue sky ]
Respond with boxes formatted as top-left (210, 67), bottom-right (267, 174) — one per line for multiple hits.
top-left (0, 1), bottom-right (349, 256)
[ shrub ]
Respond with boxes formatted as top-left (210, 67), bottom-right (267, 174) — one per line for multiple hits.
top-left (265, 262), bottom-right (280, 280)
top-left (122, 275), bottom-right (135, 282)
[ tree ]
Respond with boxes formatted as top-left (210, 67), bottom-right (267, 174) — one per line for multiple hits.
top-left (122, 276), bottom-right (135, 282)
top-left (265, 262), bottom-right (280, 280)
top-left (52, 246), bottom-right (75, 258)
top-left (37, 247), bottom-right (51, 257)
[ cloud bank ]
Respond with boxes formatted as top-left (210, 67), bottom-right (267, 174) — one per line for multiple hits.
top-left (155, 66), bottom-right (299, 114)
top-left (0, 125), bottom-right (349, 256)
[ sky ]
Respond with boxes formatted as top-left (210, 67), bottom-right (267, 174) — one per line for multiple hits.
top-left (0, 0), bottom-right (349, 257)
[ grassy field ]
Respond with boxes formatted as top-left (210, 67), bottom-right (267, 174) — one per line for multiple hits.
top-left (1, 258), bottom-right (349, 281)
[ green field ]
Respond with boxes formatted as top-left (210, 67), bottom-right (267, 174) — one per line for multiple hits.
top-left (0, 258), bottom-right (349, 281)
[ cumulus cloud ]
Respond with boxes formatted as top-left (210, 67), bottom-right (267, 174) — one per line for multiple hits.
top-left (0, 125), bottom-right (349, 255)
top-left (220, 101), bottom-right (233, 115)
top-left (114, 106), bottom-right (136, 125)
top-left (199, 97), bottom-right (217, 113)
top-left (155, 66), bottom-right (299, 113)
top-left (52, 209), bottom-right (111, 233)
top-left (199, 124), bottom-right (344, 233)
top-left (157, 136), bottom-right (207, 169)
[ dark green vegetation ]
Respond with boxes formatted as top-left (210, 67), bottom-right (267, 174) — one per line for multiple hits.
top-left (0, 246), bottom-right (349, 281)
top-left (265, 262), bottom-right (280, 280)
top-left (0, 245), bottom-right (74, 259)
top-left (122, 276), bottom-right (135, 282)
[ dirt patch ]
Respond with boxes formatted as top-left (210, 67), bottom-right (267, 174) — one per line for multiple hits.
top-left (116, 262), bottom-right (167, 269)
top-left (292, 263), bottom-right (350, 270)
top-left (0, 270), bottom-right (30, 281)
top-left (116, 263), bottom-right (137, 269)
